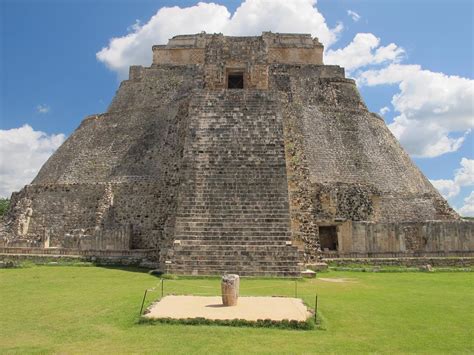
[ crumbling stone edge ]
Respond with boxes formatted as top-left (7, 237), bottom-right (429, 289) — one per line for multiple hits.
top-left (324, 257), bottom-right (474, 268)
top-left (0, 254), bottom-right (157, 269)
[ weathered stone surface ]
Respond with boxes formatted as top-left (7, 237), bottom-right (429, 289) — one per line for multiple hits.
top-left (325, 257), bottom-right (474, 267)
top-left (301, 269), bottom-right (316, 278)
top-left (221, 274), bottom-right (240, 306)
top-left (1, 32), bottom-right (472, 275)
top-left (419, 264), bottom-right (434, 272)
top-left (0, 260), bottom-right (18, 268)
top-left (306, 262), bottom-right (328, 272)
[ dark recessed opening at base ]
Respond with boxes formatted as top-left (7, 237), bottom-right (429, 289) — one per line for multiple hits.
top-left (319, 226), bottom-right (338, 251)
top-left (228, 73), bottom-right (244, 89)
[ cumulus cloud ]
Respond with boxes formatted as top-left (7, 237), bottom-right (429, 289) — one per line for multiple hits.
top-left (0, 125), bottom-right (65, 197)
top-left (379, 106), bottom-right (390, 116)
top-left (127, 19), bottom-right (141, 33)
top-left (359, 64), bottom-right (474, 157)
top-left (458, 191), bottom-right (474, 217)
top-left (454, 158), bottom-right (474, 186)
top-left (325, 33), bottom-right (404, 73)
top-left (96, 0), bottom-right (342, 78)
top-left (347, 10), bottom-right (360, 22)
top-left (431, 158), bottom-right (474, 200)
top-left (431, 179), bottom-right (461, 199)
top-left (36, 104), bottom-right (50, 114)
top-left (226, 0), bottom-right (341, 42)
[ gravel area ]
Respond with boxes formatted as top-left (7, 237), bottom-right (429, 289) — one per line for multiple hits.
top-left (144, 295), bottom-right (311, 321)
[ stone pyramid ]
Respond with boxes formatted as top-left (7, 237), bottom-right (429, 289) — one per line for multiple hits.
top-left (2, 33), bottom-right (472, 275)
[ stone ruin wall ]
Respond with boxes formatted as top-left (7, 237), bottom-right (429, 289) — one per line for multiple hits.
top-left (344, 221), bottom-right (474, 256)
top-left (152, 32), bottom-right (323, 91)
top-left (2, 65), bottom-right (201, 254)
top-left (267, 64), bottom-right (465, 259)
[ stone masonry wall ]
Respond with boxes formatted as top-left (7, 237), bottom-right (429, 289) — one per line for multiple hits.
top-left (325, 257), bottom-right (474, 267)
top-left (289, 76), bottom-right (456, 222)
top-left (152, 33), bottom-right (324, 90)
top-left (344, 221), bottom-right (474, 254)
top-left (268, 64), bottom-right (460, 261)
top-left (3, 66), bottom-right (198, 253)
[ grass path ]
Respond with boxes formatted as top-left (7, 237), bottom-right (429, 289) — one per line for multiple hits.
top-left (1, 266), bottom-right (473, 354)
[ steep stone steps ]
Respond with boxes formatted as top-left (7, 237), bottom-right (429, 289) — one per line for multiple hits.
top-left (178, 211), bottom-right (289, 223)
top-left (174, 225), bottom-right (291, 230)
top-left (175, 241), bottom-right (293, 246)
top-left (174, 230), bottom-right (292, 236)
top-left (167, 90), bottom-right (301, 276)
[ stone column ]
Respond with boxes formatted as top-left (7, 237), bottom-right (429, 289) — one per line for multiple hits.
top-left (221, 274), bottom-right (240, 306)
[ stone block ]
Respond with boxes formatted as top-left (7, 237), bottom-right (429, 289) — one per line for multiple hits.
top-left (301, 269), bottom-right (316, 278)
top-left (221, 274), bottom-right (240, 306)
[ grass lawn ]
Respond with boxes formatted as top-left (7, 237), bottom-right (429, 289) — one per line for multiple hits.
top-left (0, 266), bottom-right (473, 354)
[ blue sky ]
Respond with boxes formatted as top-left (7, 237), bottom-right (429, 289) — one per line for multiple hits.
top-left (1, 0), bottom-right (473, 214)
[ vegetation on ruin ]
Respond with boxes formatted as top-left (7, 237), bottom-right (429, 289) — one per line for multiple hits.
top-left (1, 266), bottom-right (473, 354)
top-left (0, 198), bottom-right (9, 216)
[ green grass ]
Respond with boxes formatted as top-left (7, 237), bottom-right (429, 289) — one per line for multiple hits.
top-left (1, 266), bottom-right (473, 354)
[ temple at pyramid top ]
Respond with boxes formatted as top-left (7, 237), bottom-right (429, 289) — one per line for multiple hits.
top-left (153, 32), bottom-right (324, 65)
top-left (150, 32), bottom-right (324, 89)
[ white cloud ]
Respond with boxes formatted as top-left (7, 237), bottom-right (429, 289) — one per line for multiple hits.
top-left (430, 158), bottom-right (474, 200)
top-left (347, 10), bottom-right (360, 22)
top-left (36, 104), bottom-right (50, 114)
top-left (97, 0), bottom-right (342, 78)
top-left (359, 64), bottom-right (474, 157)
top-left (454, 157), bottom-right (474, 187)
top-left (325, 33), bottom-right (404, 72)
top-left (0, 125), bottom-right (65, 198)
top-left (226, 0), bottom-right (342, 42)
top-left (430, 179), bottom-right (460, 199)
top-left (458, 191), bottom-right (474, 217)
top-left (127, 19), bottom-right (141, 33)
top-left (379, 106), bottom-right (390, 116)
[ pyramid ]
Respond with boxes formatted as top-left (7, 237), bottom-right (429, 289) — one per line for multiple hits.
top-left (2, 33), bottom-right (472, 275)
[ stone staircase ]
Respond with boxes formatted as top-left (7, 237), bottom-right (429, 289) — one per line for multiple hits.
top-left (166, 89), bottom-right (302, 276)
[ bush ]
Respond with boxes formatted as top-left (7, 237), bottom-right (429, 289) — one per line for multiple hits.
top-left (0, 198), bottom-right (10, 216)
top-left (139, 316), bottom-right (316, 330)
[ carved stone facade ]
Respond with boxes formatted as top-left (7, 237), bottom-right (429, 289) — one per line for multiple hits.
top-left (1, 32), bottom-right (472, 275)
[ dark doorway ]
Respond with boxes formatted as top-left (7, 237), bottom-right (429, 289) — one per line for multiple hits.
top-left (319, 226), bottom-right (338, 251)
top-left (228, 73), bottom-right (244, 89)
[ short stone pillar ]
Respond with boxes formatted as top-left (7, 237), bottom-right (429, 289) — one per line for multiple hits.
top-left (221, 274), bottom-right (240, 306)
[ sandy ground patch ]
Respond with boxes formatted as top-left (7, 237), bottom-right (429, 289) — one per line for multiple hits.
top-left (318, 278), bottom-right (357, 283)
top-left (144, 295), bottom-right (311, 321)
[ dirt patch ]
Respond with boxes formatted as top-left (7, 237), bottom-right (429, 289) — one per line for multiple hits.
top-left (144, 295), bottom-right (311, 321)
top-left (318, 278), bottom-right (357, 283)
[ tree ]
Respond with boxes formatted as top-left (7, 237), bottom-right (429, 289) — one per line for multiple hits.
top-left (0, 198), bottom-right (10, 216)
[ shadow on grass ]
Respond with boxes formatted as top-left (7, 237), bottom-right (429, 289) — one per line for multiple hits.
top-left (96, 264), bottom-right (163, 277)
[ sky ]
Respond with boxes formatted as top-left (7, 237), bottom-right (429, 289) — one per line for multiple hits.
top-left (0, 0), bottom-right (473, 215)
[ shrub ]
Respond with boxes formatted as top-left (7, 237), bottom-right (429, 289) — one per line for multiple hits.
top-left (139, 316), bottom-right (316, 330)
top-left (0, 198), bottom-right (10, 216)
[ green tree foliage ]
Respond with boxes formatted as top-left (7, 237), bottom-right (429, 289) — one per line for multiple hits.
top-left (0, 198), bottom-right (10, 216)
